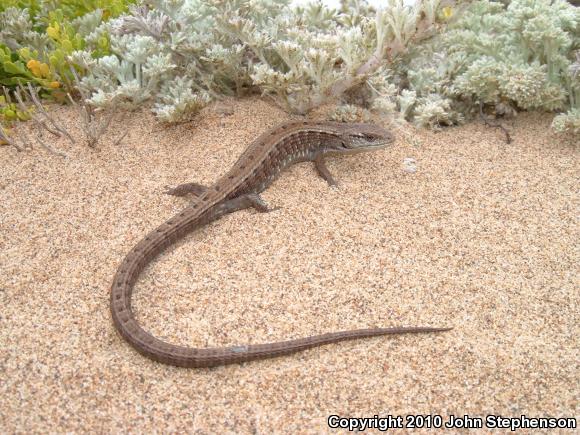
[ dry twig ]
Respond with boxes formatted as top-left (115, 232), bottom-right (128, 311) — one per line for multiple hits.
top-left (25, 83), bottom-right (75, 144)
top-left (33, 122), bottom-right (69, 158)
top-left (479, 102), bottom-right (512, 144)
top-left (68, 65), bottom-right (125, 148)
top-left (1, 84), bottom-right (74, 156)
top-left (0, 126), bottom-right (26, 152)
top-left (12, 85), bottom-right (69, 157)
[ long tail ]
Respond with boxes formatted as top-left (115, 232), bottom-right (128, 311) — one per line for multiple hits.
top-left (114, 318), bottom-right (452, 368)
top-left (111, 206), bottom-right (451, 368)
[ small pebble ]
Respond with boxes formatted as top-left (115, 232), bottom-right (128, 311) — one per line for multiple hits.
top-left (403, 157), bottom-right (417, 173)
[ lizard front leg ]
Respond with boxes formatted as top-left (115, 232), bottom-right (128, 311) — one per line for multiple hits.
top-left (314, 154), bottom-right (338, 187)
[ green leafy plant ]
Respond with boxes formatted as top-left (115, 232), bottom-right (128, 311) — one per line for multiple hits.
top-left (0, 1), bottom-right (132, 93)
top-left (0, 0), bottom-right (134, 24)
top-left (0, 90), bottom-right (33, 149)
top-left (0, 1), bottom-right (134, 146)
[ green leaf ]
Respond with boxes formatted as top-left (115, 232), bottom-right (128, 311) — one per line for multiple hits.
top-left (74, 33), bottom-right (84, 50)
top-left (0, 77), bottom-right (29, 86)
top-left (18, 47), bottom-right (31, 59)
top-left (61, 39), bottom-right (73, 53)
top-left (3, 109), bottom-right (16, 120)
top-left (3, 61), bottom-right (27, 75)
top-left (53, 49), bottom-right (65, 62)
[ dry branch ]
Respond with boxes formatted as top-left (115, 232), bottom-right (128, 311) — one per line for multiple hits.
top-left (8, 85), bottom-right (70, 157)
top-left (68, 65), bottom-right (125, 148)
top-left (25, 83), bottom-right (75, 144)
top-left (479, 103), bottom-right (512, 144)
top-left (0, 126), bottom-right (26, 152)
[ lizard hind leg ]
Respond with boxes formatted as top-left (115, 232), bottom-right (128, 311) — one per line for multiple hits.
top-left (164, 182), bottom-right (208, 198)
top-left (244, 193), bottom-right (280, 213)
top-left (220, 193), bottom-right (280, 214)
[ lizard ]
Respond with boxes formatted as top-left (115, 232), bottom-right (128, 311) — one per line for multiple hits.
top-left (110, 121), bottom-right (451, 367)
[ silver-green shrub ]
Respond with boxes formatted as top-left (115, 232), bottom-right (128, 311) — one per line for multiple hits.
top-left (552, 50), bottom-right (580, 133)
top-left (50, 0), bottom-right (580, 135)
top-left (71, 0), bottom-right (448, 122)
top-left (71, 0), bottom-right (275, 121)
top-left (402, 0), bottom-right (579, 132)
top-left (0, 7), bottom-right (51, 53)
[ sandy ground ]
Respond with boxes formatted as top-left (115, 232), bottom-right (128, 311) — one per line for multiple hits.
top-left (0, 98), bottom-right (578, 433)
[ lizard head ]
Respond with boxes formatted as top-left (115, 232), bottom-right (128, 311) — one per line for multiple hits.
top-left (326, 122), bottom-right (395, 155)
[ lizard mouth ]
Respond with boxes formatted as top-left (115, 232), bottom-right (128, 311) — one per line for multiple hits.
top-left (341, 135), bottom-right (395, 153)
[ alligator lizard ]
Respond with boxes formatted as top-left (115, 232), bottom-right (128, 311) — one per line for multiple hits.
top-left (110, 121), bottom-right (450, 367)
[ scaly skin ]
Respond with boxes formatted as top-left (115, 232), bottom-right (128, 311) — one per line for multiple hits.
top-left (110, 121), bottom-right (451, 367)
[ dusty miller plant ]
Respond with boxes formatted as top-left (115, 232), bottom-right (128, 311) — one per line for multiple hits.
top-left (223, 0), bottom-right (450, 114)
top-left (69, 0), bottom-right (274, 122)
top-left (552, 50), bottom-right (580, 134)
top-left (401, 0), bottom-right (579, 131)
top-left (0, 7), bottom-right (51, 53)
top-left (70, 0), bottom-right (451, 123)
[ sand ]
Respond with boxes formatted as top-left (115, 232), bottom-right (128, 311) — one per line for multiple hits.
top-left (0, 98), bottom-right (578, 433)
